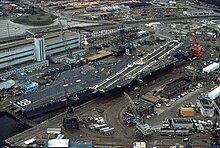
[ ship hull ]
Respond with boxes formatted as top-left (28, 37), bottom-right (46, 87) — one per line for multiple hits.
top-left (24, 89), bottom-right (100, 118)
top-left (24, 61), bottom-right (178, 118)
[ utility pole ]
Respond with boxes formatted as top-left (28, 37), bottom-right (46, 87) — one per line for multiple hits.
top-left (7, 23), bottom-right (10, 37)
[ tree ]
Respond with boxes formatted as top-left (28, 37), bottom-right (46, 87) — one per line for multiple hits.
top-left (199, 0), bottom-right (220, 6)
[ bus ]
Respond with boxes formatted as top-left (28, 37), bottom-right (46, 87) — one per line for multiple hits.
top-left (103, 128), bottom-right (115, 135)
top-left (94, 124), bottom-right (107, 130)
top-left (100, 127), bottom-right (109, 133)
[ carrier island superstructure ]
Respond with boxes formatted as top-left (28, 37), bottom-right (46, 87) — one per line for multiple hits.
top-left (11, 40), bottom-right (183, 117)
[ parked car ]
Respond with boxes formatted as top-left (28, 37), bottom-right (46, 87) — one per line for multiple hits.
top-left (170, 98), bottom-right (176, 102)
top-left (134, 87), bottom-right (139, 91)
top-left (155, 103), bottom-right (161, 108)
top-left (166, 103), bottom-right (171, 107)
top-left (150, 112), bottom-right (155, 116)
top-left (146, 115), bottom-right (151, 119)
top-left (135, 94), bottom-right (140, 98)
top-left (152, 111), bottom-right (158, 115)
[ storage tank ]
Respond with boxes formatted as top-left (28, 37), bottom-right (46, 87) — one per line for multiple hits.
top-left (180, 107), bottom-right (195, 117)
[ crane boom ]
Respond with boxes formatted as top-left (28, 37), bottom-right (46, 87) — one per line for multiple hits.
top-left (123, 92), bottom-right (138, 117)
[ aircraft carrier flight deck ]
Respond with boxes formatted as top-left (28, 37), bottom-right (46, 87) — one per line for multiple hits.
top-left (11, 40), bottom-right (183, 117)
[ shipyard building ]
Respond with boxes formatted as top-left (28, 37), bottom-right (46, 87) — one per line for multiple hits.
top-left (197, 98), bottom-right (215, 117)
top-left (160, 78), bottom-right (191, 99)
top-left (183, 10), bottom-right (215, 16)
top-left (0, 31), bottom-right (83, 79)
top-left (170, 118), bottom-right (194, 130)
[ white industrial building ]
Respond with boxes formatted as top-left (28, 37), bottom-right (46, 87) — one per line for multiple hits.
top-left (0, 31), bottom-right (85, 79)
top-left (208, 86), bottom-right (220, 100)
top-left (47, 139), bottom-right (69, 147)
top-left (183, 10), bottom-right (215, 16)
top-left (203, 63), bottom-right (220, 74)
top-left (197, 99), bottom-right (215, 117)
top-left (171, 118), bottom-right (194, 130)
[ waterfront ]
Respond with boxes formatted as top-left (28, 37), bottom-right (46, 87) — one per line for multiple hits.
top-left (0, 112), bottom-right (29, 147)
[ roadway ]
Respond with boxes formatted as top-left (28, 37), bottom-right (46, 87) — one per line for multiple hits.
top-left (144, 84), bottom-right (217, 147)
top-left (93, 40), bottom-right (183, 92)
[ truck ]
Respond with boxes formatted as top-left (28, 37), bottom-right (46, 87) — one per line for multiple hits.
top-left (137, 31), bottom-right (147, 36)
top-left (123, 112), bottom-right (139, 127)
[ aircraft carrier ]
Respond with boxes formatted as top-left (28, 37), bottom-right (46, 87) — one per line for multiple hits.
top-left (11, 40), bottom-right (183, 117)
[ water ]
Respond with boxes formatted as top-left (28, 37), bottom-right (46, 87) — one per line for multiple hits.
top-left (0, 112), bottom-right (29, 147)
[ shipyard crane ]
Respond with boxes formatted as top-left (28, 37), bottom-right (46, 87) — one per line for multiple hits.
top-left (192, 36), bottom-right (202, 59)
top-left (123, 92), bottom-right (140, 127)
top-left (58, 17), bottom-right (69, 54)
top-left (188, 35), bottom-right (203, 85)
top-left (123, 92), bottom-right (153, 141)
top-left (58, 18), bottom-right (77, 69)
top-left (123, 92), bottom-right (139, 117)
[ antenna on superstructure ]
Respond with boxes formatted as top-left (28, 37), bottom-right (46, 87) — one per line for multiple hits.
top-left (63, 78), bottom-right (69, 112)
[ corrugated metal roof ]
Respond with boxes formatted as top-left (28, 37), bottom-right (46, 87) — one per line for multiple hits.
top-left (0, 80), bottom-right (15, 90)
top-left (141, 94), bottom-right (160, 103)
top-left (47, 139), bottom-right (69, 147)
top-left (87, 50), bottom-right (113, 61)
top-left (0, 31), bottom-right (77, 53)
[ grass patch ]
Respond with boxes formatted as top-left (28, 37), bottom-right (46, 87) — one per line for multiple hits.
top-left (12, 9), bottom-right (57, 26)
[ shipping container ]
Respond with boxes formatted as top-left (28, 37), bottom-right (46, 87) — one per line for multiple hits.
top-left (180, 107), bottom-right (195, 117)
